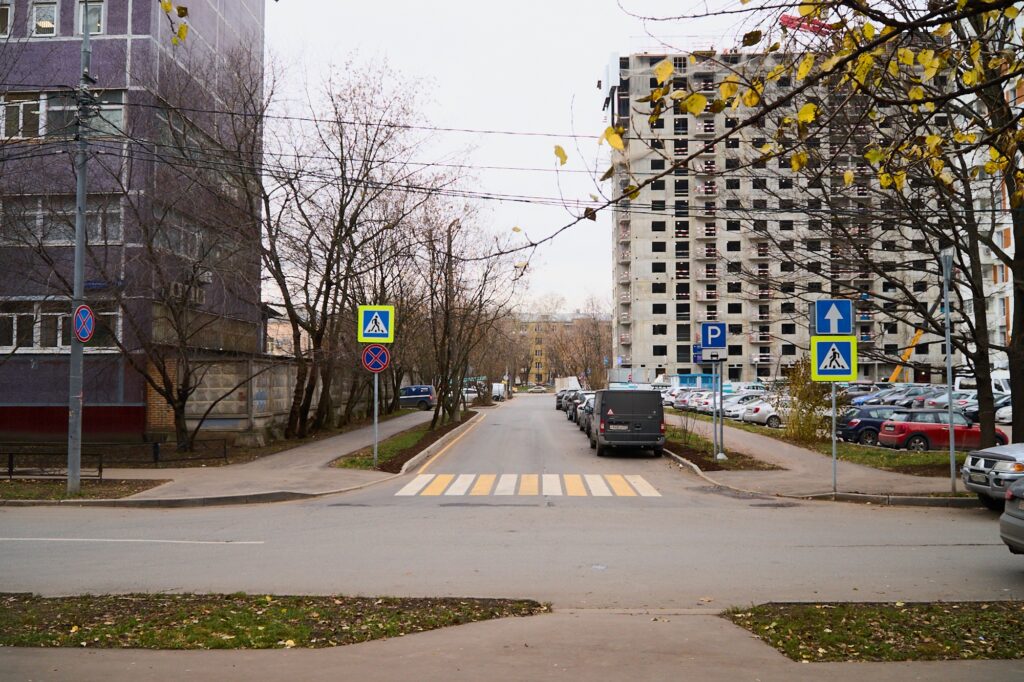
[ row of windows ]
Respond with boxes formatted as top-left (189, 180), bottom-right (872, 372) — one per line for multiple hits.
top-left (0, 196), bottom-right (122, 245)
top-left (3, 90), bottom-right (124, 139)
top-left (0, 1), bottom-right (106, 38)
top-left (0, 300), bottom-right (118, 349)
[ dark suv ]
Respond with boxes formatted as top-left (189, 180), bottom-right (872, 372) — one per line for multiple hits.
top-left (588, 390), bottom-right (665, 457)
top-left (399, 385), bottom-right (436, 410)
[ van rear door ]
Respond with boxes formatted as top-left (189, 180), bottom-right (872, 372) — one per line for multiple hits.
top-left (599, 390), bottom-right (664, 444)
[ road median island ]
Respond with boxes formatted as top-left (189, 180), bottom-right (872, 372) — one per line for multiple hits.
top-left (0, 593), bottom-right (547, 649)
top-left (726, 601), bottom-right (1024, 662)
top-left (0, 479), bottom-right (168, 501)
top-left (665, 426), bottom-right (781, 472)
top-left (331, 411), bottom-right (477, 473)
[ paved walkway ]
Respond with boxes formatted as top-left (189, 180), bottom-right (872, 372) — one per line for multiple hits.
top-left (2, 610), bottom-right (1019, 681)
top-left (667, 413), bottom-right (957, 497)
top-left (110, 410), bottom-right (436, 500)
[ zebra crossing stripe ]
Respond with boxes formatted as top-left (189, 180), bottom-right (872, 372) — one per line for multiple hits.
top-left (445, 474), bottom-right (475, 496)
top-left (625, 475), bottom-right (661, 497)
top-left (604, 474), bottom-right (636, 497)
top-left (494, 474), bottom-right (518, 496)
top-left (542, 474), bottom-right (562, 496)
top-left (421, 474), bottom-right (455, 496)
top-left (396, 474), bottom-right (435, 496)
top-left (584, 474), bottom-right (612, 497)
top-left (563, 474), bottom-right (587, 496)
top-left (519, 474), bottom-right (539, 495)
top-left (470, 474), bottom-right (496, 496)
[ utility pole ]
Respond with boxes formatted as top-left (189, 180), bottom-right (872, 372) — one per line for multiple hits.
top-left (67, 0), bottom-right (96, 494)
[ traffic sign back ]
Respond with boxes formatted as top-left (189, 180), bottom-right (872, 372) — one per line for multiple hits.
top-left (358, 305), bottom-right (395, 343)
top-left (810, 335), bottom-right (857, 382)
top-left (814, 299), bottom-right (853, 335)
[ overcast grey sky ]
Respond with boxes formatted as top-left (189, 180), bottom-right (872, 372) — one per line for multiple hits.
top-left (265, 1), bottom-right (740, 312)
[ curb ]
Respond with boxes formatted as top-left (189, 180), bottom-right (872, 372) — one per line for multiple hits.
top-left (663, 448), bottom-right (982, 509)
top-left (401, 411), bottom-right (482, 473)
top-left (1, 413), bottom-right (487, 509)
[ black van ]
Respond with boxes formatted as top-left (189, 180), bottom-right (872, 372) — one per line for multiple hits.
top-left (588, 390), bottom-right (665, 456)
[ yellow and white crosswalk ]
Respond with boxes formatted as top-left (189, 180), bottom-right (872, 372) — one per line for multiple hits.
top-left (395, 473), bottom-right (661, 498)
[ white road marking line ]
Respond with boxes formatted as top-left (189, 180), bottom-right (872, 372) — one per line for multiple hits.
top-left (494, 474), bottom-right (518, 496)
top-left (0, 538), bottom-right (263, 545)
top-left (625, 475), bottom-right (661, 497)
top-left (585, 474), bottom-right (612, 497)
top-left (445, 474), bottom-right (476, 496)
top-left (396, 474), bottom-right (435, 496)
top-left (542, 474), bottom-right (562, 496)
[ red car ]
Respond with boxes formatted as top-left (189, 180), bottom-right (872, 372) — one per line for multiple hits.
top-left (878, 409), bottom-right (1008, 451)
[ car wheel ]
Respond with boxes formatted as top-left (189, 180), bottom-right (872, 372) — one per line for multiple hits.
top-left (596, 441), bottom-right (606, 457)
top-left (652, 447), bottom-right (663, 458)
top-left (858, 429), bottom-right (879, 446)
top-left (766, 415), bottom-right (781, 429)
top-left (978, 494), bottom-right (1005, 512)
top-left (417, 400), bottom-right (428, 411)
top-left (589, 435), bottom-right (596, 450)
top-left (906, 435), bottom-right (929, 452)
top-left (995, 434), bottom-right (1008, 446)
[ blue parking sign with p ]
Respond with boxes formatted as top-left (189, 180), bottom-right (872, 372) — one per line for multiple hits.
top-left (700, 322), bottom-right (726, 349)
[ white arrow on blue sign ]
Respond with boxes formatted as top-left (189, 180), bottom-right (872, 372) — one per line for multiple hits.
top-left (814, 299), bottom-right (853, 336)
top-left (700, 322), bottom-right (727, 349)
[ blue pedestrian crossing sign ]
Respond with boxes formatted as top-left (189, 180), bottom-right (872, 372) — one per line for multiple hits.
top-left (357, 305), bottom-right (395, 343)
top-left (810, 335), bottom-right (857, 382)
top-left (700, 322), bottom-right (727, 349)
top-left (814, 299), bottom-right (853, 335)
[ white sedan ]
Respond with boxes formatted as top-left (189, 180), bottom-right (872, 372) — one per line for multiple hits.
top-left (996, 405), bottom-right (1013, 424)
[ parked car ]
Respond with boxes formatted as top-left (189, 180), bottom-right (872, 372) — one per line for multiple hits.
top-left (999, 478), bottom-right (1024, 556)
top-left (741, 398), bottom-right (788, 428)
top-left (661, 388), bottom-right (681, 406)
top-left (569, 391), bottom-right (594, 423)
top-left (961, 443), bottom-right (1024, 511)
top-left (905, 387), bottom-right (948, 409)
top-left (578, 396), bottom-right (595, 432)
top-left (889, 386), bottom-right (941, 408)
top-left (923, 390), bottom-right (976, 409)
top-left (722, 393), bottom-right (763, 419)
top-left (878, 409), bottom-right (1009, 451)
top-left (996, 404), bottom-right (1013, 424)
top-left (562, 389), bottom-right (580, 412)
top-left (555, 389), bottom-right (568, 409)
top-left (528, 385), bottom-right (546, 393)
top-left (399, 385), bottom-right (437, 411)
top-left (589, 389), bottom-right (665, 457)
top-left (859, 387), bottom-right (903, 405)
top-left (837, 405), bottom-right (899, 446)
top-left (961, 394), bottom-right (1011, 422)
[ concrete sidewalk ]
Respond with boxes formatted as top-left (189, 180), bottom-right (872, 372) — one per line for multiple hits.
top-left (667, 413), bottom-right (959, 498)
top-left (1, 610), bottom-right (1019, 681)
top-left (107, 409), bottom-right (437, 501)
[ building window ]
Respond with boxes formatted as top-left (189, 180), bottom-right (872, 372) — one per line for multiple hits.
top-left (653, 303), bottom-right (666, 314)
top-left (3, 94), bottom-right (40, 138)
top-left (32, 1), bottom-right (57, 36)
top-left (651, 179), bottom-right (665, 191)
top-left (652, 241), bottom-right (666, 253)
top-left (651, 159), bottom-right (665, 170)
top-left (653, 345), bottom-right (668, 356)
top-left (726, 137), bottom-right (739, 149)
top-left (652, 283), bottom-right (666, 294)
top-left (652, 324), bottom-right (667, 335)
top-left (46, 90), bottom-right (124, 136)
top-left (753, 178), bottom-right (767, 189)
top-left (652, 262), bottom-right (666, 273)
top-left (676, 345), bottom-right (691, 362)
top-left (1, 195), bottom-right (123, 245)
top-left (726, 178), bottom-right (740, 190)
top-left (782, 344), bottom-right (796, 356)
top-left (781, 323), bottom-right (796, 334)
top-left (727, 281), bottom-right (741, 293)
top-left (79, 0), bottom-right (103, 34)
top-left (781, 302), bottom-right (796, 313)
top-left (652, 220), bottom-right (666, 232)
top-left (914, 342), bottom-right (930, 356)
top-left (779, 220), bottom-right (793, 231)
top-left (0, 1), bottom-right (10, 36)
top-left (726, 240), bottom-right (740, 252)
top-left (727, 303), bottom-right (742, 314)
top-left (651, 200), bottom-right (665, 212)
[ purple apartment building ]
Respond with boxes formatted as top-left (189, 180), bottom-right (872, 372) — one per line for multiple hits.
top-left (0, 0), bottom-right (265, 440)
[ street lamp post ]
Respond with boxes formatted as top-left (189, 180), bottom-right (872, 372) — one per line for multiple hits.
top-left (941, 253), bottom-right (956, 494)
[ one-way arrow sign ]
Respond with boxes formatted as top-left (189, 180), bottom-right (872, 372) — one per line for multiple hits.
top-left (814, 299), bottom-right (853, 336)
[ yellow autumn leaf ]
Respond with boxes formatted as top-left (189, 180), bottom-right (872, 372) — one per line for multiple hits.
top-left (1007, 6), bottom-right (1020, 19)
top-left (908, 85), bottom-right (925, 100)
top-left (879, 172), bottom-right (893, 188)
top-left (820, 54), bottom-right (842, 73)
top-left (963, 69), bottom-right (978, 86)
top-left (887, 59), bottom-right (899, 77)
top-left (653, 59), bottom-right (674, 85)
top-left (603, 127), bottom-right (625, 151)
top-left (933, 23), bottom-right (952, 37)
top-left (70, 625), bottom-right (80, 633)
top-left (898, 48), bottom-right (915, 66)
top-left (554, 145), bottom-right (567, 166)
top-left (797, 54), bottom-right (815, 81)
top-left (925, 134), bottom-right (943, 152)
top-left (177, 23), bottom-right (189, 41)
top-left (843, 169), bottom-right (855, 186)
top-left (938, 170), bottom-right (955, 185)
top-left (791, 151), bottom-right (809, 172)
top-left (719, 74), bottom-right (740, 99)
top-left (953, 131), bottom-right (978, 144)
top-left (797, 102), bottom-right (818, 124)
top-left (766, 65), bottom-right (787, 82)
top-left (684, 93), bottom-right (708, 115)
top-left (929, 158), bottom-right (945, 174)
top-left (160, 0), bottom-right (172, 12)
top-left (893, 171), bottom-right (906, 191)
top-left (799, 3), bottom-right (821, 18)
top-left (862, 22), bottom-right (875, 40)
top-left (741, 87), bottom-right (760, 108)
top-left (511, 226), bottom-right (522, 233)
top-left (864, 147), bottom-right (886, 165)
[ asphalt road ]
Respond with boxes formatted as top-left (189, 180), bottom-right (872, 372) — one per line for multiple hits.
top-left (1, 395), bottom-right (1022, 609)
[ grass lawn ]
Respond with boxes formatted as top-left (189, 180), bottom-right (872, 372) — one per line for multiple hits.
top-left (726, 602), bottom-right (1024, 662)
top-left (672, 409), bottom-right (963, 477)
top-left (0, 478), bottom-right (167, 501)
top-left (333, 423), bottom-right (433, 470)
top-left (664, 426), bottom-right (781, 472)
top-left (0, 593), bottom-right (546, 649)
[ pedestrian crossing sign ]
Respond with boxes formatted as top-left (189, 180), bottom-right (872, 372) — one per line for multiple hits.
top-left (810, 335), bottom-right (857, 382)
top-left (357, 305), bottom-right (395, 343)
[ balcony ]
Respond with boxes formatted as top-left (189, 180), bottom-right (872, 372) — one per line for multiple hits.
top-left (749, 332), bottom-right (771, 343)
top-left (619, 291), bottom-right (631, 303)
top-left (696, 291), bottom-right (719, 302)
top-left (694, 183), bottom-right (718, 197)
top-left (756, 267), bottom-right (770, 279)
top-left (750, 354), bottom-right (775, 364)
top-left (694, 229), bottom-right (717, 240)
top-left (675, 291), bottom-right (691, 301)
top-left (675, 311), bottom-right (691, 321)
top-left (617, 249), bottom-right (630, 263)
top-left (694, 121), bottom-right (717, 137)
top-left (695, 311), bottom-right (720, 322)
top-left (674, 227), bottom-right (690, 239)
top-left (757, 289), bottom-right (772, 300)
top-left (619, 313), bottom-right (632, 325)
top-left (750, 245), bottom-right (770, 260)
top-left (696, 161), bottom-right (717, 175)
top-left (751, 312), bottom-right (773, 322)
top-left (696, 269), bottom-right (718, 281)
top-left (619, 355), bottom-right (632, 365)
top-left (619, 334), bottom-right (632, 345)
top-left (617, 229), bottom-right (630, 242)
top-left (694, 248), bottom-right (718, 260)
top-left (695, 144), bottom-right (717, 157)
top-left (698, 79), bottom-right (715, 92)
top-left (858, 332), bottom-right (875, 344)
top-left (617, 272), bottom-right (631, 284)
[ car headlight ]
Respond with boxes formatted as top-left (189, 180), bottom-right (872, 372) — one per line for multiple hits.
top-left (993, 461), bottom-right (1024, 473)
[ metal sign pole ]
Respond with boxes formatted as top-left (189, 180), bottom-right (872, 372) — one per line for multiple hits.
top-left (711, 361), bottom-right (718, 457)
top-left (832, 382), bottom-right (837, 499)
top-left (942, 254), bottom-right (956, 494)
top-left (719, 362), bottom-right (725, 457)
top-left (373, 371), bottom-right (379, 468)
